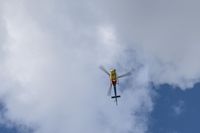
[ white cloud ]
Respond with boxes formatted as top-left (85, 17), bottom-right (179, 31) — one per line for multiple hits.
top-left (172, 100), bottom-right (185, 116)
top-left (0, 0), bottom-right (200, 133)
top-left (0, 0), bottom-right (153, 133)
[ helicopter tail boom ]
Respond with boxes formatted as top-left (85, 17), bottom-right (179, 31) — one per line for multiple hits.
top-left (111, 95), bottom-right (120, 105)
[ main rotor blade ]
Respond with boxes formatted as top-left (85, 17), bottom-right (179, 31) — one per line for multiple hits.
top-left (117, 71), bottom-right (132, 78)
top-left (107, 83), bottom-right (112, 96)
top-left (99, 66), bottom-right (110, 76)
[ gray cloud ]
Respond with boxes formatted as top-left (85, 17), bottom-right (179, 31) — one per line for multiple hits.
top-left (94, 0), bottom-right (200, 89)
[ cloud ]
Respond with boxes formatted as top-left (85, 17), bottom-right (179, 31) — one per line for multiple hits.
top-left (172, 100), bottom-right (185, 116)
top-left (0, 0), bottom-right (200, 133)
top-left (0, 0), bottom-right (153, 133)
top-left (94, 0), bottom-right (200, 89)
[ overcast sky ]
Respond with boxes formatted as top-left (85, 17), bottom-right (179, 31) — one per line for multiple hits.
top-left (0, 0), bottom-right (200, 133)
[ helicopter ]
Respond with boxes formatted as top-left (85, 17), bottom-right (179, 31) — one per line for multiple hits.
top-left (100, 66), bottom-right (132, 105)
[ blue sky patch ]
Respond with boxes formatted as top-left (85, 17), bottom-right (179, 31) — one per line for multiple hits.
top-left (149, 83), bottom-right (200, 133)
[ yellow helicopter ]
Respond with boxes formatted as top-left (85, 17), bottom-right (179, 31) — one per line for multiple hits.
top-left (100, 66), bottom-right (132, 105)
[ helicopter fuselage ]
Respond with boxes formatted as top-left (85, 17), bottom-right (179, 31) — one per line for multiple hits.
top-left (110, 69), bottom-right (118, 86)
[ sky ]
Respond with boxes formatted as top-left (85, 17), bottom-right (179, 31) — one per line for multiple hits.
top-left (150, 83), bottom-right (200, 133)
top-left (0, 0), bottom-right (200, 133)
